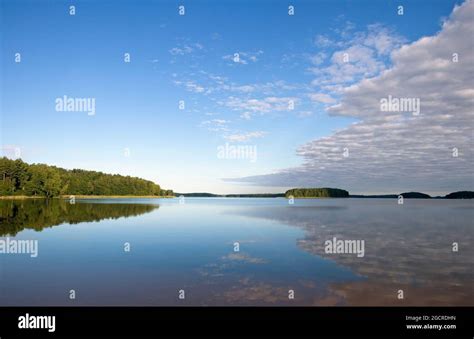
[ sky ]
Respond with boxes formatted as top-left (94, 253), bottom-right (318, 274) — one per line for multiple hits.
top-left (1, 0), bottom-right (472, 195)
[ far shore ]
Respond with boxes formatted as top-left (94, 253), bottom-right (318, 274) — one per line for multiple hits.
top-left (1, 190), bottom-right (473, 200)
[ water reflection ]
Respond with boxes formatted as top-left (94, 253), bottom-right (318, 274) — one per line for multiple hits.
top-left (0, 198), bottom-right (472, 306)
top-left (0, 199), bottom-right (158, 236)
top-left (230, 199), bottom-right (474, 305)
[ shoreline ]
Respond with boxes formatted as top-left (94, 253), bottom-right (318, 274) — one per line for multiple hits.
top-left (0, 195), bottom-right (45, 200)
top-left (63, 195), bottom-right (175, 199)
top-left (0, 195), bottom-right (175, 200)
top-left (1, 195), bottom-right (472, 200)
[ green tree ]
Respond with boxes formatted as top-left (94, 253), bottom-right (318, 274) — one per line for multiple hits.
top-left (0, 157), bottom-right (171, 197)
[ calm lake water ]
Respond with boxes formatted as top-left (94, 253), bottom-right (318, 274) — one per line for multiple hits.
top-left (0, 198), bottom-right (472, 306)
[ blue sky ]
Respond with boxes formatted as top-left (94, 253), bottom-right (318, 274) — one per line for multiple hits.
top-left (1, 0), bottom-right (472, 194)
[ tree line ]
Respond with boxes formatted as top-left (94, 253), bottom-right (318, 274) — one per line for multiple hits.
top-left (285, 188), bottom-right (349, 198)
top-left (0, 157), bottom-right (173, 197)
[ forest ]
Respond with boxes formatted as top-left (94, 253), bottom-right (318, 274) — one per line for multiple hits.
top-left (0, 157), bottom-right (173, 197)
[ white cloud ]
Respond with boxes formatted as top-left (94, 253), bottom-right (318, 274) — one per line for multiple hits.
top-left (226, 0), bottom-right (474, 194)
top-left (228, 80), bottom-right (300, 94)
top-left (225, 131), bottom-right (267, 142)
top-left (240, 112), bottom-right (252, 120)
top-left (222, 96), bottom-right (298, 118)
top-left (172, 71), bottom-right (303, 99)
top-left (309, 52), bottom-right (327, 65)
top-left (309, 93), bottom-right (336, 104)
top-left (184, 81), bottom-right (205, 93)
top-left (310, 24), bottom-right (405, 91)
top-left (314, 34), bottom-right (338, 48)
top-left (200, 119), bottom-right (230, 132)
top-left (169, 42), bottom-right (204, 55)
top-left (363, 24), bottom-right (405, 55)
top-left (310, 45), bottom-right (385, 89)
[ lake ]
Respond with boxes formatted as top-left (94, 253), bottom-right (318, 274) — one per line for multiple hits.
top-left (0, 198), bottom-right (472, 306)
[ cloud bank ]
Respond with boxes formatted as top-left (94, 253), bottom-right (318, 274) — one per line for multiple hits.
top-left (226, 0), bottom-right (474, 194)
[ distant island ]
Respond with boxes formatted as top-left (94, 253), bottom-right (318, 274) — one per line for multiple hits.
top-left (444, 191), bottom-right (474, 199)
top-left (285, 188), bottom-right (349, 198)
top-left (350, 191), bottom-right (473, 199)
top-left (350, 192), bottom-right (431, 199)
top-left (1, 158), bottom-right (472, 199)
